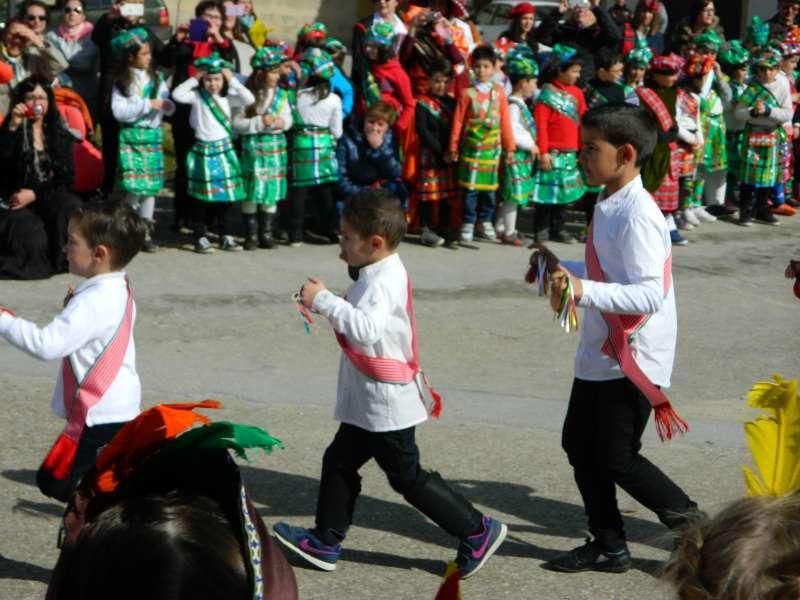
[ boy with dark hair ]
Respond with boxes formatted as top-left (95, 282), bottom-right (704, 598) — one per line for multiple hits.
top-left (274, 189), bottom-right (507, 578)
top-left (584, 47), bottom-right (639, 108)
top-left (0, 202), bottom-right (146, 502)
top-left (531, 104), bottom-right (698, 573)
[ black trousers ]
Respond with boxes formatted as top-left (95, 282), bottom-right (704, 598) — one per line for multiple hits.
top-left (314, 423), bottom-right (482, 546)
top-left (533, 204), bottom-right (566, 236)
top-left (290, 183), bottom-right (336, 243)
top-left (192, 201), bottom-right (235, 240)
top-left (562, 378), bottom-right (694, 548)
top-left (99, 110), bottom-right (120, 196)
top-left (171, 107), bottom-right (196, 227)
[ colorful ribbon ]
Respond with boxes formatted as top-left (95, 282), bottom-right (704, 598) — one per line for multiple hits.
top-left (292, 292), bottom-right (314, 334)
top-left (525, 256), bottom-right (579, 332)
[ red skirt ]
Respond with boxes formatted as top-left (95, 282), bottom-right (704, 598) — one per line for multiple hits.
top-left (415, 148), bottom-right (458, 203)
top-left (652, 146), bottom-right (681, 213)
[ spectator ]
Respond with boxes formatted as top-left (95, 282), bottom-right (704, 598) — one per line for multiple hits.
top-left (498, 2), bottom-right (540, 54)
top-left (609, 0), bottom-right (632, 27)
top-left (222, 0), bottom-right (255, 76)
top-left (769, 0), bottom-right (800, 45)
top-left (46, 0), bottom-right (99, 117)
top-left (0, 16), bottom-right (69, 116)
top-left (632, 0), bottom-right (665, 55)
top-left (670, 0), bottom-right (725, 57)
top-left (535, 0), bottom-right (622, 84)
top-left (236, 0), bottom-right (269, 49)
top-left (352, 0), bottom-right (408, 97)
top-left (0, 76), bottom-right (82, 279)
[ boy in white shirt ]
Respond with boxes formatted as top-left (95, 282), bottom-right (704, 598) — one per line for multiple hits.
top-left (0, 203), bottom-right (145, 502)
top-left (532, 104), bottom-right (698, 573)
top-left (273, 189), bottom-right (506, 579)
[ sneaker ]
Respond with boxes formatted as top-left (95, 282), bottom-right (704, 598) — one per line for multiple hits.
top-left (532, 230), bottom-right (549, 244)
top-left (683, 208), bottom-right (701, 226)
top-left (288, 240), bottom-right (304, 248)
top-left (420, 226), bottom-right (445, 247)
top-left (194, 236), bottom-right (215, 254)
top-left (550, 230), bottom-right (576, 244)
top-left (499, 232), bottom-right (523, 247)
top-left (738, 214), bottom-right (753, 227)
top-left (755, 207), bottom-right (780, 226)
top-left (475, 222), bottom-right (497, 242)
top-left (456, 516), bottom-right (508, 579)
top-left (273, 523), bottom-right (341, 571)
top-left (676, 213), bottom-right (694, 230)
top-left (670, 230), bottom-right (688, 246)
top-left (543, 538), bottom-right (631, 574)
top-left (771, 203), bottom-right (797, 216)
top-left (706, 204), bottom-right (737, 217)
top-left (694, 206), bottom-right (717, 223)
top-left (220, 235), bottom-right (243, 251)
top-left (786, 197), bottom-right (800, 208)
top-left (460, 223), bottom-right (474, 243)
top-left (142, 237), bottom-right (159, 253)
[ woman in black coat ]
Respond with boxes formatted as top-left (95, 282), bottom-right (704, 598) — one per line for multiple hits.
top-left (0, 76), bottom-right (82, 279)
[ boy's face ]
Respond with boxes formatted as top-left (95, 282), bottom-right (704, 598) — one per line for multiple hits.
top-left (579, 126), bottom-right (629, 187)
top-left (64, 218), bottom-right (97, 278)
top-left (732, 66), bottom-right (748, 82)
top-left (339, 218), bottom-right (382, 268)
top-left (472, 58), bottom-right (495, 83)
top-left (558, 64), bottom-right (582, 86)
top-left (757, 65), bottom-right (778, 84)
top-left (598, 61), bottom-right (624, 83)
top-left (429, 72), bottom-right (450, 97)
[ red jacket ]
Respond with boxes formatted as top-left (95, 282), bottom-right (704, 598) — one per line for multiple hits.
top-left (534, 80), bottom-right (587, 154)
top-left (370, 58), bottom-right (416, 133)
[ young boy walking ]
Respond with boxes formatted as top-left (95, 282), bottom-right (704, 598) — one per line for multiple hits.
top-left (532, 105), bottom-right (698, 572)
top-left (274, 189), bottom-right (507, 578)
top-left (0, 203), bottom-right (146, 502)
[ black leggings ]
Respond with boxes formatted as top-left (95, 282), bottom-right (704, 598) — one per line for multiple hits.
top-left (290, 183), bottom-right (336, 243)
top-left (192, 201), bottom-right (235, 240)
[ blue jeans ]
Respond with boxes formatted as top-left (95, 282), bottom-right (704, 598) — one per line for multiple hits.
top-left (462, 190), bottom-right (495, 225)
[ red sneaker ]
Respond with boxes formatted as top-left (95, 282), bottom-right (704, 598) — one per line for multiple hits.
top-left (772, 204), bottom-right (797, 216)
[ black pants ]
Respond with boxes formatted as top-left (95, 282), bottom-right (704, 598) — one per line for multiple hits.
top-left (290, 183), bottom-right (336, 243)
top-left (562, 378), bottom-right (694, 549)
top-left (533, 204), bottom-right (565, 236)
top-left (37, 422), bottom-right (125, 502)
top-left (171, 107), bottom-right (195, 228)
top-left (99, 110), bottom-right (120, 196)
top-left (314, 423), bottom-right (482, 546)
top-left (192, 201), bottom-right (235, 240)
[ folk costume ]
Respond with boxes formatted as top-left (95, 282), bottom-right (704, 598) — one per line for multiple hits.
top-left (777, 27), bottom-right (800, 210)
top-left (675, 57), bottom-right (705, 220)
top-left (530, 44), bottom-right (587, 241)
top-left (232, 46), bottom-right (293, 250)
top-left (719, 41), bottom-right (751, 205)
top-left (110, 28), bottom-right (173, 252)
top-left (734, 48), bottom-right (794, 223)
top-left (624, 39), bottom-right (653, 89)
top-left (449, 51), bottom-right (515, 242)
top-left (0, 272), bottom-right (139, 501)
top-left (171, 53), bottom-right (255, 250)
top-left (290, 48), bottom-right (343, 244)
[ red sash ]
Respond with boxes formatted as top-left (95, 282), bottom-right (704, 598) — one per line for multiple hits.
top-left (334, 277), bottom-right (442, 418)
top-left (585, 224), bottom-right (688, 441)
top-left (40, 279), bottom-right (135, 481)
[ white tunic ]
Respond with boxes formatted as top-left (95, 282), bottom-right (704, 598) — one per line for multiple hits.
top-left (171, 75), bottom-right (255, 142)
top-left (0, 272), bottom-right (141, 426)
top-left (231, 87), bottom-right (293, 135)
top-left (312, 253), bottom-right (429, 432)
top-left (111, 68), bottom-right (174, 128)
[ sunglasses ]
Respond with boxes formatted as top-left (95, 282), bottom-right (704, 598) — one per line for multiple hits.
top-left (26, 14), bottom-right (47, 21)
top-left (64, 6), bottom-right (84, 13)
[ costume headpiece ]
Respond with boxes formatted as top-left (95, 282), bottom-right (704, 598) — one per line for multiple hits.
top-left (683, 52), bottom-right (715, 78)
top-left (718, 40), bottom-right (751, 68)
top-left (693, 29), bottom-right (722, 53)
top-left (650, 53), bottom-right (685, 74)
top-left (301, 47), bottom-right (335, 80)
top-left (745, 16), bottom-right (770, 50)
top-left (324, 37), bottom-right (346, 54)
top-left (509, 2), bottom-right (535, 18)
top-left (110, 27), bottom-right (149, 57)
top-left (626, 38), bottom-right (653, 67)
top-left (493, 36), bottom-right (516, 61)
top-left (779, 26), bottom-right (800, 57)
top-left (194, 52), bottom-right (233, 74)
top-left (251, 45), bottom-right (285, 70)
top-left (506, 44), bottom-right (539, 78)
top-left (298, 21), bottom-right (327, 44)
top-left (753, 47), bottom-right (782, 69)
top-left (365, 21), bottom-right (396, 47)
top-left (550, 43), bottom-right (578, 66)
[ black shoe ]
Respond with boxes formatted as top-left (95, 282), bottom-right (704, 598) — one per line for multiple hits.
top-left (706, 204), bottom-right (737, 217)
top-left (543, 538), bottom-right (631, 574)
top-left (550, 230), bottom-right (576, 244)
top-left (258, 212), bottom-right (277, 249)
top-left (755, 207), bottom-right (780, 226)
top-left (533, 230), bottom-right (549, 244)
top-left (142, 220), bottom-right (159, 252)
top-left (243, 215), bottom-right (258, 251)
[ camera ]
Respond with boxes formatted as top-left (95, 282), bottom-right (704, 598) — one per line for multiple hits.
top-left (25, 104), bottom-right (43, 119)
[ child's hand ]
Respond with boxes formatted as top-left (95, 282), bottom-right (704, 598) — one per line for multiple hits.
top-left (444, 151), bottom-right (458, 164)
top-left (221, 68), bottom-right (233, 82)
top-left (149, 98), bottom-right (165, 111)
top-left (300, 277), bottom-right (326, 308)
top-left (262, 114), bottom-right (274, 127)
top-left (549, 268), bottom-right (583, 311)
top-left (538, 153), bottom-right (553, 171)
top-left (528, 242), bottom-right (560, 273)
top-left (505, 151), bottom-right (515, 164)
top-left (786, 260), bottom-right (800, 279)
top-left (194, 69), bottom-right (206, 81)
top-left (754, 100), bottom-right (766, 116)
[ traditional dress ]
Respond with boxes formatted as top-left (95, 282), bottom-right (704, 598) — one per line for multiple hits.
top-left (724, 78), bottom-right (748, 188)
top-left (415, 95), bottom-right (457, 204)
top-left (675, 88), bottom-right (703, 208)
top-left (501, 96), bottom-right (537, 206)
top-left (291, 90), bottom-right (342, 188)
top-left (639, 85), bottom-right (681, 213)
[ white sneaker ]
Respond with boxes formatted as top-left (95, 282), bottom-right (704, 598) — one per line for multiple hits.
top-left (476, 221), bottom-right (497, 241)
top-left (194, 236), bottom-right (214, 254)
top-left (420, 227), bottom-right (445, 247)
top-left (460, 223), bottom-right (474, 243)
top-left (694, 206), bottom-right (717, 223)
top-left (220, 235), bottom-right (243, 251)
top-left (683, 208), bottom-right (701, 227)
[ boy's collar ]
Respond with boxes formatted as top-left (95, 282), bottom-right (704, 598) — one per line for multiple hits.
top-left (356, 252), bottom-right (398, 279)
top-left (74, 271), bottom-right (127, 293)
top-left (598, 174), bottom-right (642, 203)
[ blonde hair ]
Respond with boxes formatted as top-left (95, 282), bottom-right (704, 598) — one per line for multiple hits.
top-left (662, 494), bottom-right (800, 600)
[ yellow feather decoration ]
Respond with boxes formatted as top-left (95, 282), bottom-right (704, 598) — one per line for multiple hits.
top-left (742, 374), bottom-right (800, 497)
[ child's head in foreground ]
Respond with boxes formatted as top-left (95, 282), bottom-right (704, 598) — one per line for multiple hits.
top-left (662, 493), bottom-right (800, 600)
top-left (579, 104), bottom-right (657, 188)
top-left (339, 189), bottom-right (406, 268)
top-left (470, 44), bottom-right (497, 83)
top-left (67, 202), bottom-right (146, 278)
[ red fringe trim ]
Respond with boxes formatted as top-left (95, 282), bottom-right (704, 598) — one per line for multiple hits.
top-left (429, 386), bottom-right (443, 419)
top-left (41, 434), bottom-right (78, 480)
top-left (654, 403), bottom-right (689, 442)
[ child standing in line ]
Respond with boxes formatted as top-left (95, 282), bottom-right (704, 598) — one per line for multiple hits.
top-left (273, 189), bottom-right (507, 578)
top-left (289, 48), bottom-right (343, 247)
top-left (584, 48), bottom-right (639, 109)
top-left (448, 44), bottom-right (515, 243)
top-left (533, 104), bottom-right (697, 574)
top-left (624, 39), bottom-right (653, 90)
top-left (674, 55), bottom-right (706, 233)
top-left (233, 46), bottom-right (293, 251)
top-left (497, 46), bottom-right (539, 247)
top-left (735, 47), bottom-right (794, 226)
top-left (110, 28), bottom-right (174, 253)
top-left (415, 60), bottom-right (458, 248)
top-left (719, 40), bottom-right (750, 213)
top-left (324, 37), bottom-right (355, 119)
top-left (775, 32), bottom-right (800, 216)
top-left (529, 44), bottom-right (587, 244)
top-left (171, 53), bottom-right (255, 254)
top-left (0, 203), bottom-right (145, 502)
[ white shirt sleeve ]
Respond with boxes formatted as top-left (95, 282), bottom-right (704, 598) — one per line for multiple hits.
top-left (171, 76), bottom-right (199, 105)
top-left (509, 102), bottom-right (534, 151)
top-left (329, 95), bottom-right (344, 139)
top-left (111, 85), bottom-right (151, 123)
top-left (232, 105), bottom-right (265, 134)
top-left (158, 78), bottom-right (175, 117)
top-left (0, 299), bottom-right (100, 361)
top-left (578, 216), bottom-right (668, 315)
top-left (227, 77), bottom-right (256, 108)
top-left (312, 286), bottom-right (390, 347)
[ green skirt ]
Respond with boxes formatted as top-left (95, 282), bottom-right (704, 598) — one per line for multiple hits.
top-left (726, 130), bottom-right (742, 178)
top-left (118, 126), bottom-right (164, 196)
top-left (702, 114), bottom-right (727, 171)
top-left (530, 151), bottom-right (586, 205)
top-left (291, 127), bottom-right (338, 188)
top-left (240, 132), bottom-right (287, 205)
top-left (458, 134), bottom-right (502, 192)
top-left (739, 129), bottom-right (781, 188)
top-left (187, 138), bottom-right (246, 203)
top-left (500, 150), bottom-right (534, 205)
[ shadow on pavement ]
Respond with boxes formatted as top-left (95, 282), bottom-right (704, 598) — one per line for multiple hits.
top-left (13, 499), bottom-right (64, 519)
top-left (0, 554), bottom-right (51, 583)
top-left (2, 469), bottom-right (37, 486)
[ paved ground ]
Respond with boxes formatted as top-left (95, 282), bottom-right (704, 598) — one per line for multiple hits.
top-left (0, 211), bottom-right (798, 599)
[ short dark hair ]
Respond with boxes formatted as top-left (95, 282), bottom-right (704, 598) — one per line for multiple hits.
top-left (595, 47), bottom-right (623, 72)
top-left (428, 58), bottom-right (454, 78)
top-left (470, 44), bottom-right (496, 65)
top-left (509, 70), bottom-right (536, 85)
top-left (194, 0), bottom-right (223, 17)
top-left (581, 104), bottom-right (657, 167)
top-left (342, 189), bottom-right (407, 249)
top-left (70, 202), bottom-right (146, 269)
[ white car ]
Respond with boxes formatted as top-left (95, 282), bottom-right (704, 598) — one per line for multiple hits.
top-left (474, 0), bottom-right (561, 45)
